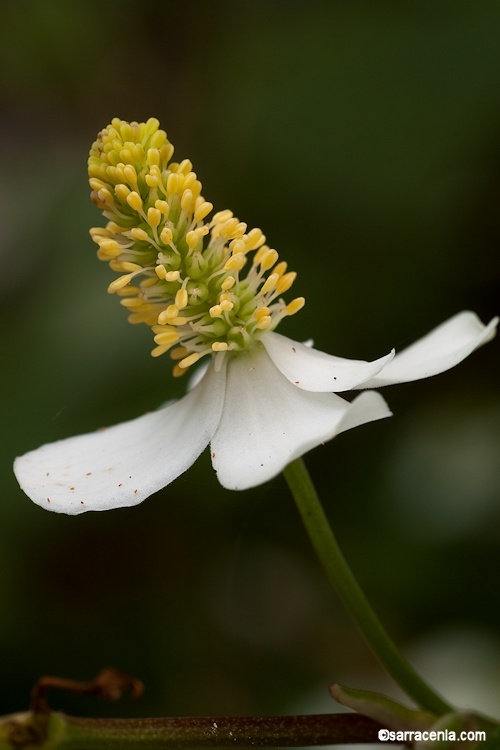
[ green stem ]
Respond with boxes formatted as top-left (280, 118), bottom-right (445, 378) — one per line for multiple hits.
top-left (283, 457), bottom-right (452, 716)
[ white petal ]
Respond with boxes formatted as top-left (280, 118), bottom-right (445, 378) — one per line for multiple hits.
top-left (261, 332), bottom-right (395, 392)
top-left (357, 312), bottom-right (498, 389)
top-left (14, 361), bottom-right (226, 515)
top-left (211, 345), bottom-right (391, 490)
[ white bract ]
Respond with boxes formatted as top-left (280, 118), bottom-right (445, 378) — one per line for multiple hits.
top-left (14, 312), bottom-right (496, 514)
top-left (13, 119), bottom-right (498, 514)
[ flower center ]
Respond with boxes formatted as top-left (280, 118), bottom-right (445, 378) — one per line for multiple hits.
top-left (88, 118), bottom-right (304, 376)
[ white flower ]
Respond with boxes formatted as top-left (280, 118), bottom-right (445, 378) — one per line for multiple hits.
top-left (12, 119), bottom-right (498, 514)
top-left (14, 311), bottom-right (497, 515)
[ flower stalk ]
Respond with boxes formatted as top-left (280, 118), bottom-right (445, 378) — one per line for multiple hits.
top-left (283, 457), bottom-right (452, 716)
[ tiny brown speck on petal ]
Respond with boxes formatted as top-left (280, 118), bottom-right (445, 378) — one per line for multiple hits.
top-left (134, 489), bottom-right (138, 494)
top-left (118, 483), bottom-right (122, 487)
top-left (70, 487), bottom-right (75, 491)
top-left (292, 347), bottom-right (296, 352)
top-left (47, 498), bottom-right (51, 503)
top-left (86, 472), bottom-right (92, 476)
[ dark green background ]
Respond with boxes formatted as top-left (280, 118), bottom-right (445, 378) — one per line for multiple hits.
top-left (1, 0), bottom-right (499, 725)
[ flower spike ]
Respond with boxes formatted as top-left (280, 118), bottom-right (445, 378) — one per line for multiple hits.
top-left (88, 117), bottom-right (300, 374)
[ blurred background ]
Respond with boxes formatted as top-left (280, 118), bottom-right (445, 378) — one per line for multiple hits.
top-left (1, 0), bottom-right (500, 731)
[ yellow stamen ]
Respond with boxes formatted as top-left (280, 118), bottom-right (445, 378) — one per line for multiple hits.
top-left (130, 228), bottom-right (150, 242)
top-left (108, 274), bottom-right (134, 293)
top-left (177, 159), bottom-right (193, 175)
top-left (116, 285), bottom-right (141, 297)
top-left (89, 178), bottom-right (107, 191)
top-left (218, 218), bottom-right (244, 239)
top-left (254, 306), bottom-right (270, 319)
top-left (224, 253), bottom-right (246, 272)
top-left (120, 297), bottom-right (146, 309)
top-left (153, 330), bottom-right (179, 345)
top-left (181, 189), bottom-right (194, 211)
top-left (169, 317), bottom-right (188, 326)
top-left (172, 363), bottom-right (187, 377)
top-left (151, 344), bottom-right (173, 358)
top-left (96, 240), bottom-right (122, 259)
top-left (261, 273), bottom-right (279, 294)
top-left (259, 248), bottom-right (279, 271)
top-left (123, 165), bottom-right (138, 188)
top-left (233, 222), bottom-right (247, 236)
top-left (160, 227), bottom-right (173, 244)
top-left (194, 201), bottom-right (213, 222)
top-left (147, 148), bottom-right (160, 167)
top-left (170, 346), bottom-right (189, 360)
top-left (109, 261), bottom-right (142, 273)
top-left (276, 271), bottom-right (297, 294)
top-left (90, 227), bottom-right (110, 239)
top-left (155, 199), bottom-right (170, 214)
top-left (106, 221), bottom-right (126, 234)
top-left (158, 305), bottom-right (179, 324)
top-left (178, 352), bottom-right (202, 369)
top-left (183, 172), bottom-right (197, 190)
top-left (115, 184), bottom-right (131, 202)
top-left (97, 187), bottom-right (114, 205)
top-left (212, 342), bottom-right (228, 352)
top-left (254, 243), bottom-right (268, 260)
top-left (245, 227), bottom-right (266, 250)
top-left (212, 209), bottom-right (233, 224)
top-left (285, 297), bottom-right (305, 316)
top-left (146, 166), bottom-right (161, 188)
top-left (273, 261), bottom-right (288, 277)
top-left (127, 191), bottom-right (143, 211)
top-left (166, 270), bottom-right (181, 282)
top-left (221, 276), bottom-right (235, 291)
top-left (256, 316), bottom-right (272, 330)
top-left (147, 207), bottom-right (162, 228)
top-left (150, 127), bottom-right (167, 149)
top-left (161, 142), bottom-right (174, 167)
top-left (175, 289), bottom-right (188, 310)
top-left (230, 239), bottom-right (246, 255)
top-left (129, 311), bottom-right (160, 325)
top-left (167, 172), bottom-right (180, 195)
top-left (186, 231), bottom-right (199, 249)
